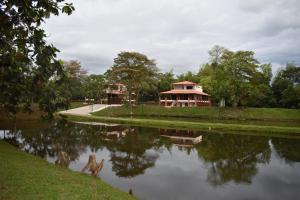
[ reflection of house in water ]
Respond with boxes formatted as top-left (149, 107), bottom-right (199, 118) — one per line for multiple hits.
top-left (104, 125), bottom-right (135, 140)
top-left (74, 121), bottom-right (135, 140)
top-left (159, 129), bottom-right (203, 147)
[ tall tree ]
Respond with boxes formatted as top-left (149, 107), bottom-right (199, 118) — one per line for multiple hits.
top-left (199, 46), bottom-right (228, 107)
top-left (158, 70), bottom-right (175, 92)
top-left (199, 46), bottom-right (274, 107)
top-left (272, 63), bottom-right (300, 108)
top-left (83, 74), bottom-right (105, 102)
top-left (0, 0), bottom-right (74, 118)
top-left (208, 45), bottom-right (226, 65)
top-left (109, 52), bottom-right (159, 108)
top-left (63, 60), bottom-right (87, 100)
top-left (220, 50), bottom-right (260, 107)
top-left (177, 71), bottom-right (199, 83)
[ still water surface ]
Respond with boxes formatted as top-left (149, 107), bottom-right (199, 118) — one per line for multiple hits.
top-left (1, 120), bottom-right (300, 200)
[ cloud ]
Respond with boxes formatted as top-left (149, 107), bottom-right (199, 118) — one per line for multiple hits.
top-left (238, 0), bottom-right (273, 13)
top-left (43, 0), bottom-right (300, 74)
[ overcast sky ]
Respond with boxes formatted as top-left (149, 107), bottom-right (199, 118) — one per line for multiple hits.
top-left (44, 0), bottom-right (300, 75)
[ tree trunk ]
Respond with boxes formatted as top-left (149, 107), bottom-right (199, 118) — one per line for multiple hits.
top-left (219, 98), bottom-right (225, 107)
top-left (128, 87), bottom-right (133, 116)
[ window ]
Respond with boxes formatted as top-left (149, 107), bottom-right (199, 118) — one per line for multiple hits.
top-left (187, 86), bottom-right (193, 89)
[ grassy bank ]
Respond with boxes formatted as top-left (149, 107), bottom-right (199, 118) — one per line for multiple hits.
top-left (63, 114), bottom-right (300, 137)
top-left (0, 141), bottom-right (134, 200)
top-left (93, 105), bottom-right (300, 122)
top-left (0, 102), bottom-right (85, 121)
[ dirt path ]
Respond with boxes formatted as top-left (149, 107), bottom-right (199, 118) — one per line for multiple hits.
top-left (59, 104), bottom-right (120, 116)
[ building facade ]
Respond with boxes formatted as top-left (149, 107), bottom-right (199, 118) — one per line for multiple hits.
top-left (159, 81), bottom-right (211, 107)
top-left (105, 83), bottom-right (135, 104)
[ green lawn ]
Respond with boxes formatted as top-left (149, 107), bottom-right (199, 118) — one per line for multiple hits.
top-left (0, 141), bottom-right (134, 200)
top-left (93, 105), bottom-right (300, 122)
top-left (70, 101), bottom-right (88, 109)
top-left (59, 105), bottom-right (299, 136)
top-left (64, 114), bottom-right (300, 137)
top-left (0, 102), bottom-right (86, 121)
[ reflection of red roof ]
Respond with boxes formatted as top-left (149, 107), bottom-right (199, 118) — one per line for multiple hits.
top-left (106, 90), bottom-right (126, 94)
top-left (172, 81), bottom-right (197, 85)
top-left (160, 90), bottom-right (210, 96)
top-left (109, 83), bottom-right (125, 86)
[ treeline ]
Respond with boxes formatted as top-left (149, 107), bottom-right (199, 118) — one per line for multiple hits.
top-left (67, 46), bottom-right (300, 109)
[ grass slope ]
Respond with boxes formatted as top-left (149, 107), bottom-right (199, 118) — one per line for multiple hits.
top-left (0, 141), bottom-right (134, 200)
top-left (0, 102), bottom-right (85, 121)
top-left (93, 105), bottom-right (300, 122)
top-left (64, 114), bottom-right (300, 137)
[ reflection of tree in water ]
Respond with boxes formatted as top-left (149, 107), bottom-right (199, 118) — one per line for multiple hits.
top-left (44, 120), bottom-right (87, 165)
top-left (2, 119), bottom-right (87, 167)
top-left (2, 121), bottom-right (164, 176)
top-left (107, 127), bottom-right (161, 178)
top-left (2, 130), bottom-right (22, 148)
top-left (111, 151), bottom-right (158, 177)
top-left (195, 134), bottom-right (271, 186)
top-left (272, 138), bottom-right (300, 163)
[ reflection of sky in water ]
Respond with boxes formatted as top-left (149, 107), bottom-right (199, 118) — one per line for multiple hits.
top-left (1, 122), bottom-right (300, 200)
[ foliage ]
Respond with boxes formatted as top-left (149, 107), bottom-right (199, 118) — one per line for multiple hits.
top-left (177, 71), bottom-right (199, 83)
top-left (157, 70), bottom-right (176, 92)
top-left (196, 134), bottom-right (270, 185)
top-left (0, 0), bottom-right (75, 118)
top-left (272, 63), bottom-right (300, 108)
top-left (198, 46), bottom-right (274, 107)
top-left (82, 74), bottom-right (105, 101)
top-left (108, 52), bottom-right (159, 105)
top-left (63, 60), bottom-right (87, 100)
top-left (140, 70), bottom-right (176, 102)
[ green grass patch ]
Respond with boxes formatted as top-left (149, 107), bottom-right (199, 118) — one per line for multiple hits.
top-left (62, 114), bottom-right (300, 137)
top-left (93, 105), bottom-right (300, 122)
top-left (70, 101), bottom-right (86, 109)
top-left (0, 102), bottom-right (86, 121)
top-left (0, 141), bottom-right (134, 200)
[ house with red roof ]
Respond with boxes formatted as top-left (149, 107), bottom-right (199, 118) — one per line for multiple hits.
top-left (106, 83), bottom-right (135, 104)
top-left (159, 81), bottom-right (211, 107)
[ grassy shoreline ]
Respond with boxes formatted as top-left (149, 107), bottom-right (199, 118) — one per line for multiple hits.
top-left (0, 141), bottom-right (134, 200)
top-left (62, 113), bottom-right (300, 137)
top-left (93, 105), bottom-right (300, 122)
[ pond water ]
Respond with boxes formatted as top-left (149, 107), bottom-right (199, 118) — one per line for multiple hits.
top-left (1, 120), bottom-right (300, 200)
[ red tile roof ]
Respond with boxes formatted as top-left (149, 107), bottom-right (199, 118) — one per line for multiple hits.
top-left (172, 81), bottom-right (197, 85)
top-left (160, 89), bottom-right (210, 96)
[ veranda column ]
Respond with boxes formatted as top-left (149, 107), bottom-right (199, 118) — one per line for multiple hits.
top-left (165, 96), bottom-right (167, 106)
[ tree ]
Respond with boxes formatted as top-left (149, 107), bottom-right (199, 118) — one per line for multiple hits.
top-left (220, 50), bottom-right (261, 107)
top-left (177, 71), bottom-right (199, 83)
top-left (195, 134), bottom-right (270, 186)
top-left (109, 52), bottom-right (159, 107)
top-left (246, 64), bottom-right (275, 107)
top-left (158, 70), bottom-right (175, 93)
top-left (199, 46), bottom-right (229, 107)
top-left (0, 0), bottom-right (74, 119)
top-left (272, 63), bottom-right (300, 108)
top-left (139, 70), bottom-right (175, 102)
top-left (199, 46), bottom-right (274, 107)
top-left (83, 74), bottom-right (105, 102)
top-left (63, 60), bottom-right (87, 100)
top-left (208, 45), bottom-right (226, 65)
